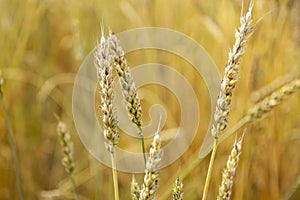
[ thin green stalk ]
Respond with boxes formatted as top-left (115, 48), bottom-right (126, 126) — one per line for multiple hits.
top-left (110, 153), bottom-right (119, 200)
top-left (138, 126), bottom-right (147, 165)
top-left (0, 81), bottom-right (24, 200)
top-left (202, 140), bottom-right (218, 200)
top-left (70, 175), bottom-right (78, 200)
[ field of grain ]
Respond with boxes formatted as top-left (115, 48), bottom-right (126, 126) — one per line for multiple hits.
top-left (0, 0), bottom-right (299, 199)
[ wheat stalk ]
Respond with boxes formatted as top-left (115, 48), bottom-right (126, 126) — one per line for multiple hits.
top-left (108, 32), bottom-right (146, 164)
top-left (202, 2), bottom-right (254, 200)
top-left (57, 121), bottom-right (78, 200)
top-left (0, 73), bottom-right (24, 200)
top-left (95, 29), bottom-right (120, 200)
top-left (217, 132), bottom-right (245, 200)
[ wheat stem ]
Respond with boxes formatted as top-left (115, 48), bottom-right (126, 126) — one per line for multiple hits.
top-left (111, 152), bottom-right (119, 200)
top-left (0, 76), bottom-right (24, 200)
top-left (202, 140), bottom-right (218, 200)
top-left (138, 126), bottom-right (147, 164)
top-left (70, 175), bottom-right (79, 200)
top-left (202, 2), bottom-right (254, 199)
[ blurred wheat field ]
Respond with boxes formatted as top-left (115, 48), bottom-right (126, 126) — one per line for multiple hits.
top-left (0, 0), bottom-right (300, 199)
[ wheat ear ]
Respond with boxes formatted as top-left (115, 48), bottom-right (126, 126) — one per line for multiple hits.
top-left (57, 121), bottom-right (78, 200)
top-left (131, 175), bottom-right (141, 200)
top-left (247, 78), bottom-right (300, 120)
top-left (202, 2), bottom-right (254, 200)
top-left (95, 30), bottom-right (119, 200)
top-left (108, 32), bottom-right (146, 164)
top-left (217, 132), bottom-right (245, 200)
top-left (140, 125), bottom-right (163, 200)
top-left (172, 177), bottom-right (184, 200)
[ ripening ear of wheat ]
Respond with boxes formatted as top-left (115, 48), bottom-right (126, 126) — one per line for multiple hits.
top-left (108, 32), bottom-right (147, 164)
top-left (172, 177), bottom-right (184, 200)
top-left (217, 132), bottom-right (245, 200)
top-left (140, 126), bottom-right (163, 200)
top-left (247, 78), bottom-right (300, 120)
top-left (56, 121), bottom-right (78, 200)
top-left (131, 175), bottom-right (141, 200)
top-left (202, 2), bottom-right (255, 200)
top-left (95, 29), bottom-right (120, 200)
top-left (95, 31), bottom-right (120, 152)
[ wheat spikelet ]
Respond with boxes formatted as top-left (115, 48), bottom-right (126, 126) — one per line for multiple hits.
top-left (247, 78), bottom-right (300, 121)
top-left (212, 1), bottom-right (254, 139)
top-left (57, 121), bottom-right (75, 175)
top-left (217, 133), bottom-right (245, 200)
top-left (131, 175), bottom-right (141, 200)
top-left (172, 177), bottom-right (184, 200)
top-left (95, 31), bottom-right (119, 153)
top-left (140, 129), bottom-right (163, 200)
